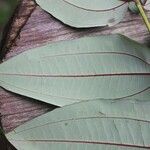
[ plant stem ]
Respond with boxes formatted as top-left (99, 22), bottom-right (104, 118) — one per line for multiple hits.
top-left (135, 0), bottom-right (150, 32)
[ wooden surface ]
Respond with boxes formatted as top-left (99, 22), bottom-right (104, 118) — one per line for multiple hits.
top-left (0, 0), bottom-right (150, 135)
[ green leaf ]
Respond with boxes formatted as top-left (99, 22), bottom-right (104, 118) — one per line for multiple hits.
top-left (6, 99), bottom-right (150, 149)
top-left (35, 0), bottom-right (128, 27)
top-left (128, 0), bottom-right (148, 13)
top-left (0, 0), bottom-right (19, 43)
top-left (0, 35), bottom-right (149, 106)
top-left (129, 2), bottom-right (140, 13)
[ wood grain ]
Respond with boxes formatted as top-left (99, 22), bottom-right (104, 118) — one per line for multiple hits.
top-left (0, 0), bottom-right (150, 136)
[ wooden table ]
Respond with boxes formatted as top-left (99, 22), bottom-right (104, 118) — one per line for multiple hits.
top-left (0, 0), bottom-right (150, 149)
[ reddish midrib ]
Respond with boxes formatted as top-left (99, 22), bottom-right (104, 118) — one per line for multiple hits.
top-left (41, 51), bottom-right (149, 65)
top-left (0, 72), bottom-right (150, 78)
top-left (10, 139), bottom-right (150, 149)
top-left (63, 0), bottom-right (127, 12)
top-left (13, 115), bottom-right (150, 135)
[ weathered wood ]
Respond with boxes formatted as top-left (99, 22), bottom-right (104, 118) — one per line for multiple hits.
top-left (0, 0), bottom-right (150, 138)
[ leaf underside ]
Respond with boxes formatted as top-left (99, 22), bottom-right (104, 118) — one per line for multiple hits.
top-left (6, 99), bottom-right (150, 150)
top-left (35, 0), bottom-right (128, 27)
top-left (0, 34), bottom-right (150, 107)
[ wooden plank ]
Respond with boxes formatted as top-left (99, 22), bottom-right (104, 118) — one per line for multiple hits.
top-left (0, 0), bottom-right (150, 135)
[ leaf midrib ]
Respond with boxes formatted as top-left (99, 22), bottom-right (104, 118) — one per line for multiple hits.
top-left (12, 116), bottom-right (150, 134)
top-left (0, 73), bottom-right (149, 78)
top-left (62, 0), bottom-right (127, 12)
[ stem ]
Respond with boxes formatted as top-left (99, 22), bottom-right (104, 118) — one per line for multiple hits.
top-left (135, 0), bottom-right (150, 32)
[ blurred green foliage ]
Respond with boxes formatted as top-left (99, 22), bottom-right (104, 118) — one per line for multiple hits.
top-left (0, 0), bottom-right (18, 40)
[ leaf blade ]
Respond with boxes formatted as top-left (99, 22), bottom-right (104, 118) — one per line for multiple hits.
top-left (0, 35), bottom-right (150, 106)
top-left (35, 0), bottom-right (128, 27)
top-left (6, 99), bottom-right (150, 150)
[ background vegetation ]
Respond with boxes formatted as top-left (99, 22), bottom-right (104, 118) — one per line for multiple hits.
top-left (0, 0), bottom-right (18, 39)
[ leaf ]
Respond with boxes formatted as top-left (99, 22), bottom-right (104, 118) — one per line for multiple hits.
top-left (6, 99), bottom-right (150, 149)
top-left (0, 34), bottom-right (149, 106)
top-left (128, 0), bottom-right (148, 13)
top-left (129, 1), bottom-right (140, 13)
top-left (144, 0), bottom-right (150, 10)
top-left (35, 0), bottom-right (128, 28)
